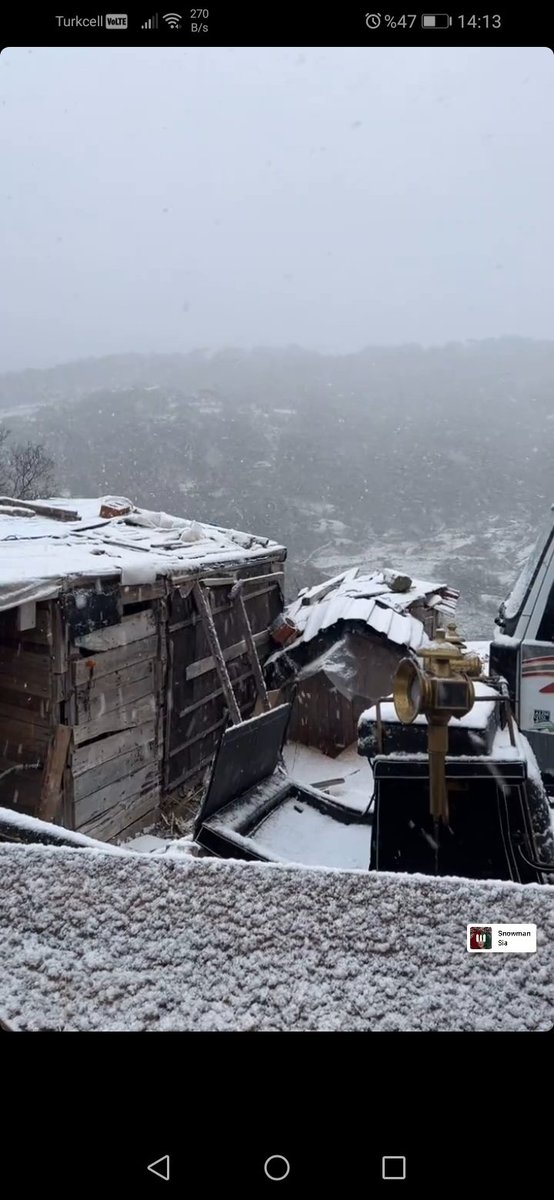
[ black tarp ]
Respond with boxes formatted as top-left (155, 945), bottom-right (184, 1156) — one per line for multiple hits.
top-left (195, 704), bottom-right (291, 827)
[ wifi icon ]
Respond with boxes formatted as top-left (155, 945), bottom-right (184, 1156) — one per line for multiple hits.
top-left (163, 11), bottom-right (182, 26)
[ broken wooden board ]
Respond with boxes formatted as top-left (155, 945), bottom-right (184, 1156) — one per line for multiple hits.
top-left (0, 504), bottom-right (36, 518)
top-left (72, 698), bottom-right (157, 746)
top-left (75, 609), bottom-right (156, 653)
top-left (0, 496), bottom-right (79, 521)
top-left (299, 570), bottom-right (350, 605)
top-left (73, 633), bottom-right (158, 685)
top-left (37, 725), bottom-right (72, 822)
top-left (77, 785), bottom-right (160, 843)
top-left (73, 763), bottom-right (159, 828)
top-left (75, 663), bottom-right (155, 723)
top-left (73, 740), bottom-right (157, 802)
top-left (72, 721), bottom-right (156, 776)
top-left (109, 804), bottom-right (160, 844)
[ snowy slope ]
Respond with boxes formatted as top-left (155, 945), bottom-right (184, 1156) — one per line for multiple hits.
top-left (0, 844), bottom-right (551, 1032)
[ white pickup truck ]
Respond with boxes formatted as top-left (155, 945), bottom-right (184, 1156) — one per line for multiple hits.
top-left (491, 503), bottom-right (554, 793)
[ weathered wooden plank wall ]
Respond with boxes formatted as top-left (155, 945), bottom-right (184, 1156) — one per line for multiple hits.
top-left (38, 725), bottom-right (72, 822)
top-left (0, 552), bottom-right (285, 839)
top-left (68, 606), bottom-right (163, 841)
top-left (165, 561), bottom-right (284, 791)
top-left (288, 674), bottom-right (362, 758)
top-left (0, 607), bottom-right (52, 803)
top-left (0, 601), bottom-right (70, 814)
top-left (286, 633), bottom-right (403, 757)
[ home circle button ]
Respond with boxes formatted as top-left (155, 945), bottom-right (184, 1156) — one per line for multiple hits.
top-left (264, 1155), bottom-right (290, 1181)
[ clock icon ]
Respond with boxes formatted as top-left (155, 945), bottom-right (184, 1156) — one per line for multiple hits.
top-left (365, 13), bottom-right (382, 28)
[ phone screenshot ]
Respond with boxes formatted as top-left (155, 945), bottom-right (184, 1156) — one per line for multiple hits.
top-left (0, 10), bottom-right (552, 1191)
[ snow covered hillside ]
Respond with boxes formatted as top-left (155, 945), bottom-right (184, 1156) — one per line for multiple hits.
top-left (0, 843), bottom-right (551, 1032)
top-left (2, 341), bottom-right (552, 636)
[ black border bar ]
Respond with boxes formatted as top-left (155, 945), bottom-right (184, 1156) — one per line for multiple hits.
top-left (0, 7), bottom-right (552, 49)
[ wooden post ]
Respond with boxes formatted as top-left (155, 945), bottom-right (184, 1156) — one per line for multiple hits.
top-left (51, 601), bottom-right (68, 676)
top-left (233, 585), bottom-right (270, 712)
top-left (376, 699), bottom-right (384, 755)
top-left (193, 583), bottom-right (242, 725)
top-left (38, 725), bottom-right (72, 823)
top-left (17, 601), bottom-right (36, 631)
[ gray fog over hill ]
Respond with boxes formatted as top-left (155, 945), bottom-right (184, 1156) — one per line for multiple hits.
top-left (2, 48), bottom-right (552, 634)
top-left (1, 338), bottom-right (552, 638)
top-left (1, 47), bottom-right (553, 368)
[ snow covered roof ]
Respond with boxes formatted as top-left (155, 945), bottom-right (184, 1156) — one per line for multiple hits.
top-left (0, 844), bottom-right (550, 1031)
top-left (361, 680), bottom-right (500, 733)
top-left (284, 567), bottom-right (459, 653)
top-left (0, 496), bottom-right (285, 612)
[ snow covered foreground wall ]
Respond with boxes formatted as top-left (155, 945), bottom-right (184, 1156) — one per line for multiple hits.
top-left (0, 845), bottom-right (551, 1032)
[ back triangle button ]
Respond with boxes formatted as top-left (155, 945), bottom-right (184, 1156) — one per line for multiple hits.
top-left (147, 1155), bottom-right (170, 1181)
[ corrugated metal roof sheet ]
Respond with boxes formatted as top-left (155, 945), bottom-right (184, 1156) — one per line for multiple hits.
top-left (284, 566), bottom-right (458, 652)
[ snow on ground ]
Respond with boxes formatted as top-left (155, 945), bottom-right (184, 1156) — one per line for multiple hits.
top-left (463, 640), bottom-right (491, 672)
top-left (249, 799), bottom-right (370, 869)
top-left (124, 744), bottom-right (373, 866)
top-left (283, 741), bottom-right (372, 814)
top-left (123, 834), bottom-right (169, 854)
top-left (0, 843), bottom-right (551, 1032)
top-left (124, 834), bottom-right (199, 858)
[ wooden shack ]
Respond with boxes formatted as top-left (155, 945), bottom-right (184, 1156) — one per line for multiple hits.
top-left (0, 496), bottom-right (285, 841)
top-left (264, 568), bottom-right (459, 757)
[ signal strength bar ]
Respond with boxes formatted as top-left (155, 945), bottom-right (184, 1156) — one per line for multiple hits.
top-left (142, 13), bottom-right (158, 27)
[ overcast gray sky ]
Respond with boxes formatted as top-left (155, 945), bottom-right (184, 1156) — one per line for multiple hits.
top-left (0, 45), bottom-right (553, 370)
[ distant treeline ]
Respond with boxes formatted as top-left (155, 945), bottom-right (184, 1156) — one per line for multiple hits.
top-left (1, 339), bottom-right (552, 631)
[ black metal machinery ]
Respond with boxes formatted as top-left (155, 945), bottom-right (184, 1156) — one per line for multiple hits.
top-left (358, 623), bottom-right (554, 884)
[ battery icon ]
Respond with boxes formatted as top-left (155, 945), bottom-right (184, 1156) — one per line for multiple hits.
top-left (421, 13), bottom-right (452, 27)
